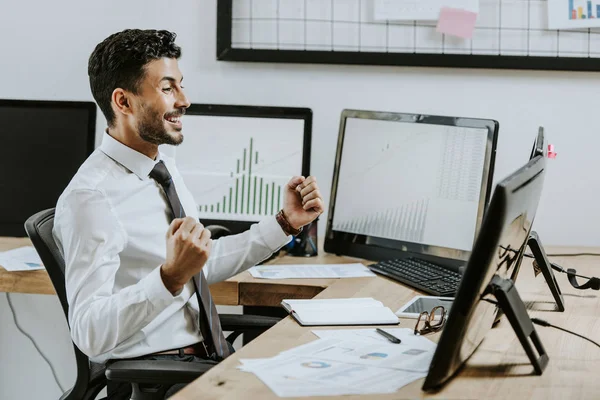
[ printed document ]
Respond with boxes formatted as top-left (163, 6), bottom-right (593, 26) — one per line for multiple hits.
top-left (249, 263), bottom-right (375, 279)
top-left (0, 246), bottom-right (44, 271)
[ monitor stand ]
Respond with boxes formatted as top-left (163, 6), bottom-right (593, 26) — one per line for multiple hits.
top-left (488, 275), bottom-right (549, 375)
top-left (527, 231), bottom-right (565, 312)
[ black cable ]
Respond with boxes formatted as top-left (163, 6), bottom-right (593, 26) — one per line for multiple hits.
top-left (531, 317), bottom-right (600, 349)
top-left (5, 293), bottom-right (65, 393)
top-left (524, 252), bottom-right (600, 258)
top-left (546, 253), bottom-right (600, 257)
top-left (522, 253), bottom-right (593, 280)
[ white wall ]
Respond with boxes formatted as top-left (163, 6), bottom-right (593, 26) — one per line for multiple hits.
top-left (2, 0), bottom-right (600, 398)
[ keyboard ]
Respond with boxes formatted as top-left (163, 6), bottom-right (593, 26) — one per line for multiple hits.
top-left (368, 257), bottom-right (461, 297)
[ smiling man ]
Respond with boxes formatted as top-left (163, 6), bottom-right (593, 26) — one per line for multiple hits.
top-left (52, 29), bottom-right (324, 399)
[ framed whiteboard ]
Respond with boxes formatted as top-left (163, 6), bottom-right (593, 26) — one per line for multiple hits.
top-left (217, 0), bottom-right (600, 71)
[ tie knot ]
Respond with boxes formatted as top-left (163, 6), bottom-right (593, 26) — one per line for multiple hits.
top-left (149, 160), bottom-right (172, 186)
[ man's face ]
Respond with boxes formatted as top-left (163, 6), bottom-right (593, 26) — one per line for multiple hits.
top-left (132, 58), bottom-right (190, 146)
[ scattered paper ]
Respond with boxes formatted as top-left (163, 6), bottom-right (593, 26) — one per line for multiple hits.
top-left (249, 263), bottom-right (375, 279)
top-left (244, 354), bottom-right (423, 397)
top-left (436, 7), bottom-right (478, 39)
top-left (238, 331), bottom-right (437, 396)
top-left (0, 246), bottom-right (44, 271)
top-left (312, 328), bottom-right (437, 351)
top-left (374, 0), bottom-right (479, 21)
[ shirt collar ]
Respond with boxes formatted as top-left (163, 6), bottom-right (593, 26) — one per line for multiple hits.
top-left (100, 130), bottom-right (161, 180)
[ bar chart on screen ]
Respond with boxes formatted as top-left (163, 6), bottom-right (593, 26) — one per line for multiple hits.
top-left (174, 114), bottom-right (304, 222)
top-left (196, 138), bottom-right (287, 218)
top-left (331, 118), bottom-right (487, 251)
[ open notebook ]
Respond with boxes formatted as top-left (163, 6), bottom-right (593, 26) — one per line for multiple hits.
top-left (281, 298), bottom-right (400, 326)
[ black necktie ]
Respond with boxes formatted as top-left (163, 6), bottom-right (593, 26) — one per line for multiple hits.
top-left (149, 160), bottom-right (230, 359)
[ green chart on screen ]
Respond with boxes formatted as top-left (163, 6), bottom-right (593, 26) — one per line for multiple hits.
top-left (196, 137), bottom-right (283, 217)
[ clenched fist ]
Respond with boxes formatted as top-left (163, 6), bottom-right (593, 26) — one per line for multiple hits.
top-left (283, 176), bottom-right (325, 230)
top-left (160, 216), bottom-right (212, 295)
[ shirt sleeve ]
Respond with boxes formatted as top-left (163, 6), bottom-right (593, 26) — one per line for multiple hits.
top-left (202, 216), bottom-right (292, 284)
top-left (53, 189), bottom-right (185, 358)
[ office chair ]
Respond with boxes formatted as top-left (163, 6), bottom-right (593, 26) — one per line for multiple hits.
top-left (25, 208), bottom-right (281, 400)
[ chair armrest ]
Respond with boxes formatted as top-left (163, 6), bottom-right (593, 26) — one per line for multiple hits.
top-left (105, 359), bottom-right (217, 385)
top-left (219, 313), bottom-right (281, 331)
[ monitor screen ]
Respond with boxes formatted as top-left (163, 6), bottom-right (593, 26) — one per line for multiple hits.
top-left (0, 100), bottom-right (96, 237)
top-left (423, 154), bottom-right (547, 391)
top-left (325, 110), bottom-right (498, 262)
top-left (173, 104), bottom-right (311, 234)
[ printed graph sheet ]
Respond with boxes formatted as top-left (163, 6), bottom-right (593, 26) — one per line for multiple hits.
top-left (231, 0), bottom-right (600, 58)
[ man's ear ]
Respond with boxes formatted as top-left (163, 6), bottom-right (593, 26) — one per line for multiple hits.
top-left (111, 88), bottom-right (133, 118)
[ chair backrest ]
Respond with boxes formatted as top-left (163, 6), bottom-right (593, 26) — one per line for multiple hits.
top-left (25, 208), bottom-right (70, 316)
top-left (25, 208), bottom-right (105, 400)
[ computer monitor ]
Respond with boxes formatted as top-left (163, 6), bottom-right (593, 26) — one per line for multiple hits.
top-left (0, 99), bottom-right (96, 237)
top-left (530, 126), bottom-right (546, 160)
top-left (525, 126), bottom-right (564, 311)
top-left (423, 154), bottom-right (548, 391)
top-left (324, 109), bottom-right (498, 263)
top-left (173, 104), bottom-right (312, 234)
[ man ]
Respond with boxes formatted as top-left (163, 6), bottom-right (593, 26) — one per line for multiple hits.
top-left (53, 29), bottom-right (324, 399)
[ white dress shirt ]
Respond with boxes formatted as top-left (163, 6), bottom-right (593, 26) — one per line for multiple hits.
top-left (53, 132), bottom-right (291, 363)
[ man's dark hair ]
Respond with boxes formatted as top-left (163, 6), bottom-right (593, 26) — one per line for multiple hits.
top-left (88, 29), bottom-right (182, 127)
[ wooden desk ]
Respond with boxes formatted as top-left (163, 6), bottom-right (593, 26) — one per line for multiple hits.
top-left (0, 237), bottom-right (357, 305)
top-left (172, 253), bottom-right (600, 400)
top-left (0, 237), bottom-right (55, 295)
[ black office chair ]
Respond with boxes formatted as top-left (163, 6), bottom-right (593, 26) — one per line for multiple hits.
top-left (25, 208), bottom-right (280, 400)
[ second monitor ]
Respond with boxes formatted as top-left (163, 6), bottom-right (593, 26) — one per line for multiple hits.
top-left (325, 109), bottom-right (498, 296)
top-left (173, 104), bottom-right (312, 234)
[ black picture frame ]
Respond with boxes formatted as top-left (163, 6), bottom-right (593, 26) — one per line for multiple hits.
top-left (217, 0), bottom-right (600, 72)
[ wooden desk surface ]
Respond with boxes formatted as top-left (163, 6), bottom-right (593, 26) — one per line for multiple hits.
top-left (0, 237), bottom-right (361, 306)
top-left (0, 237), bottom-right (55, 295)
top-left (172, 254), bottom-right (600, 400)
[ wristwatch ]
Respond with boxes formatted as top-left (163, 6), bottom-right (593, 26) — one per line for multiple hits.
top-left (276, 209), bottom-right (303, 236)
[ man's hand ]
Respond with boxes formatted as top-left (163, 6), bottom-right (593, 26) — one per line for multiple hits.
top-left (282, 176), bottom-right (324, 230)
top-left (160, 217), bottom-right (212, 295)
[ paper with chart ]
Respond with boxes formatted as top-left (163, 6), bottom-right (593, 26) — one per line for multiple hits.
top-left (311, 328), bottom-right (438, 351)
top-left (0, 246), bottom-right (44, 271)
top-left (174, 114), bottom-right (304, 222)
top-left (248, 263), bottom-right (376, 279)
top-left (238, 334), bottom-right (436, 397)
top-left (241, 354), bottom-right (424, 397)
top-left (332, 117), bottom-right (488, 252)
top-left (280, 336), bottom-right (435, 373)
top-left (374, 0), bottom-right (479, 21)
top-left (548, 0), bottom-right (600, 29)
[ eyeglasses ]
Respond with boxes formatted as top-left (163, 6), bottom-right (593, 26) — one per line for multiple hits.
top-left (414, 306), bottom-right (447, 335)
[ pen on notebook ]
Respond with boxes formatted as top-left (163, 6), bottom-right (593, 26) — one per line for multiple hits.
top-left (376, 328), bottom-right (401, 344)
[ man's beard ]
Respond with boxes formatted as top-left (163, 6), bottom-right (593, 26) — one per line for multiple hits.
top-left (137, 105), bottom-right (184, 146)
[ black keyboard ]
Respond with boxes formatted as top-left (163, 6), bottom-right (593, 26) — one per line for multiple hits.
top-left (368, 257), bottom-right (461, 296)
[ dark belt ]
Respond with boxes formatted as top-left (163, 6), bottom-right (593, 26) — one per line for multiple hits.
top-left (154, 341), bottom-right (211, 358)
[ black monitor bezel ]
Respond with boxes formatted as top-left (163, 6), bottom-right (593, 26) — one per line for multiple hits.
top-left (0, 99), bottom-right (97, 237)
top-left (324, 109), bottom-right (499, 264)
top-left (0, 99), bottom-right (96, 156)
top-left (530, 126), bottom-right (546, 160)
top-left (422, 154), bottom-right (547, 391)
top-left (182, 104), bottom-right (312, 234)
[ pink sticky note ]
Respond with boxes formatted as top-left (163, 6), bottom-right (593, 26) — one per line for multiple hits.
top-left (436, 7), bottom-right (478, 39)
